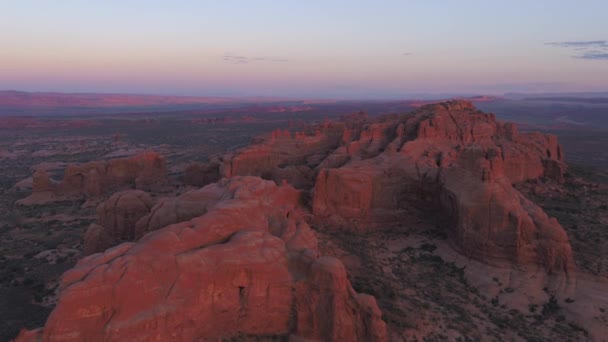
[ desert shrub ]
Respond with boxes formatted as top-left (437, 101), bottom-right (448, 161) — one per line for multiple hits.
top-left (419, 242), bottom-right (437, 253)
top-left (542, 295), bottom-right (560, 316)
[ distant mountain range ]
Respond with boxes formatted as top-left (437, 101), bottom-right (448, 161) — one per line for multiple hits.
top-left (504, 91), bottom-right (608, 99)
top-left (0, 90), bottom-right (281, 107)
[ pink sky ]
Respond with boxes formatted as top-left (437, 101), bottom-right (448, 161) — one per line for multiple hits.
top-left (1, 1), bottom-right (607, 98)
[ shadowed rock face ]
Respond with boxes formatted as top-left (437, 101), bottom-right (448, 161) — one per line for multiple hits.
top-left (83, 190), bottom-right (155, 255)
top-left (182, 161), bottom-right (221, 187)
top-left (16, 177), bottom-right (386, 342)
top-left (17, 151), bottom-right (168, 206)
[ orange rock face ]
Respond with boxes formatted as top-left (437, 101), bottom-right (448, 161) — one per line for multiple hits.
top-left (18, 151), bottom-right (168, 205)
top-left (16, 177), bottom-right (386, 341)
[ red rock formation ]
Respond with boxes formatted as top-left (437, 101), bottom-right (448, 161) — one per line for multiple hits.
top-left (82, 224), bottom-right (113, 256)
top-left (219, 125), bottom-right (346, 188)
top-left (16, 177), bottom-right (386, 341)
top-left (84, 190), bottom-right (154, 255)
top-left (31, 169), bottom-right (55, 192)
top-left (214, 101), bottom-right (572, 273)
top-left (311, 101), bottom-right (573, 273)
top-left (96, 190), bottom-right (154, 240)
top-left (83, 190), bottom-right (154, 255)
top-left (293, 257), bottom-right (387, 341)
top-left (133, 182), bottom-right (229, 239)
top-left (17, 151), bottom-right (168, 205)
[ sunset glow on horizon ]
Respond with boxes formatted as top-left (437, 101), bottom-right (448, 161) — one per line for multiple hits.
top-left (2, 0), bottom-right (607, 98)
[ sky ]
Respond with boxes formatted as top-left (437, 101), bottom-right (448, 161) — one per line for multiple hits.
top-left (1, 0), bottom-right (607, 99)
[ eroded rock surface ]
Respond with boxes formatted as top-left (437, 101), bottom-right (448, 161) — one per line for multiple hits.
top-left (16, 177), bottom-right (386, 342)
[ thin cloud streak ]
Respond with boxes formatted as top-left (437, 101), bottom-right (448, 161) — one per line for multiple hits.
top-left (575, 51), bottom-right (608, 60)
top-left (222, 53), bottom-right (289, 64)
top-left (546, 40), bottom-right (608, 48)
top-left (546, 40), bottom-right (608, 61)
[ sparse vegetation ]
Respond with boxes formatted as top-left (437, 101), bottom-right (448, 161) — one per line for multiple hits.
top-left (542, 295), bottom-right (561, 317)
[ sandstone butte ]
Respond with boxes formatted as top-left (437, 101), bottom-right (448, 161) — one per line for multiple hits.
top-left (17, 151), bottom-right (168, 206)
top-left (15, 101), bottom-right (575, 341)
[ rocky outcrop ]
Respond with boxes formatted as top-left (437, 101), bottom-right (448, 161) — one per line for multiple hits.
top-left (82, 224), bottom-right (113, 256)
top-left (220, 126), bottom-right (346, 188)
top-left (97, 190), bottom-right (154, 241)
top-left (31, 169), bottom-right (56, 192)
top-left (214, 101), bottom-right (573, 273)
top-left (311, 101), bottom-right (573, 273)
top-left (439, 146), bottom-right (572, 273)
top-left (133, 182), bottom-right (229, 239)
top-left (293, 257), bottom-right (387, 341)
top-left (215, 101), bottom-right (575, 273)
top-left (83, 190), bottom-right (155, 255)
top-left (17, 151), bottom-right (168, 206)
top-left (16, 177), bottom-right (386, 342)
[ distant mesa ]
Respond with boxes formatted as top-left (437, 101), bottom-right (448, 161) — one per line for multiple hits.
top-left (0, 90), bottom-right (242, 107)
top-left (17, 151), bottom-right (168, 207)
top-left (0, 116), bottom-right (98, 129)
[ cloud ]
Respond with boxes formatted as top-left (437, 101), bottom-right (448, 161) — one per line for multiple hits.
top-left (546, 40), bottom-right (608, 61)
top-left (222, 54), bottom-right (249, 64)
top-left (546, 40), bottom-right (608, 48)
top-left (575, 51), bottom-right (608, 60)
top-left (402, 52), bottom-right (413, 56)
top-left (222, 53), bottom-right (288, 64)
